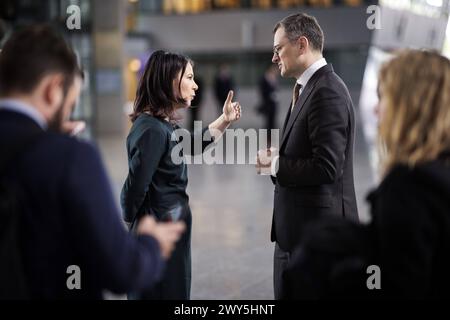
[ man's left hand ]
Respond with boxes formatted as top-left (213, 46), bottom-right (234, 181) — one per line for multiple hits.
top-left (256, 147), bottom-right (279, 175)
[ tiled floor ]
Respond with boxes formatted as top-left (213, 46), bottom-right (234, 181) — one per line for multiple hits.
top-left (97, 89), bottom-right (375, 300)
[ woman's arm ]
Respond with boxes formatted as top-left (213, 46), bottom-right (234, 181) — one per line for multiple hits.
top-left (175, 90), bottom-right (241, 157)
top-left (121, 127), bottom-right (166, 224)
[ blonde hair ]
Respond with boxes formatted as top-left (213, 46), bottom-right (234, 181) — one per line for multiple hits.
top-left (378, 49), bottom-right (450, 175)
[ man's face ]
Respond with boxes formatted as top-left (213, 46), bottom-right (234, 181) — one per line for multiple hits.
top-left (48, 76), bottom-right (82, 132)
top-left (272, 27), bottom-right (301, 79)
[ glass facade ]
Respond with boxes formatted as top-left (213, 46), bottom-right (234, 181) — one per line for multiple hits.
top-left (381, 0), bottom-right (450, 18)
top-left (0, 0), bottom-right (94, 139)
top-left (132, 0), bottom-right (375, 15)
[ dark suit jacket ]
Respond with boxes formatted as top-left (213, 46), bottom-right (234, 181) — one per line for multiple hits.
top-left (272, 64), bottom-right (358, 252)
top-left (0, 109), bottom-right (165, 299)
top-left (367, 154), bottom-right (450, 298)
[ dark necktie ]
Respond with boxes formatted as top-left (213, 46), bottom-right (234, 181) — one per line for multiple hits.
top-left (291, 82), bottom-right (302, 112)
top-left (282, 83), bottom-right (302, 133)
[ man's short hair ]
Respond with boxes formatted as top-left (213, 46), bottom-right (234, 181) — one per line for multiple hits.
top-left (273, 13), bottom-right (324, 53)
top-left (0, 24), bottom-right (82, 96)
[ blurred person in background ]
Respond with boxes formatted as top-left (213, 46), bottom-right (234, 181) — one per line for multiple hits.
top-left (214, 63), bottom-right (235, 116)
top-left (257, 64), bottom-right (279, 146)
top-left (121, 50), bottom-right (241, 300)
top-left (0, 25), bottom-right (185, 299)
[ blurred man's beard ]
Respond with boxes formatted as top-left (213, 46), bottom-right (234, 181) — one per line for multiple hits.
top-left (47, 100), bottom-right (66, 133)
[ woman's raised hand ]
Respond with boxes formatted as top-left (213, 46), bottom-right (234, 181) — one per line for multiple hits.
top-left (222, 90), bottom-right (241, 123)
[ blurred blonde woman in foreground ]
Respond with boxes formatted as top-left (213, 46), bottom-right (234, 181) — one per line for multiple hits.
top-left (368, 49), bottom-right (450, 298)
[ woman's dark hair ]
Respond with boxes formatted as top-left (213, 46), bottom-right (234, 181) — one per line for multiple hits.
top-left (130, 50), bottom-right (193, 122)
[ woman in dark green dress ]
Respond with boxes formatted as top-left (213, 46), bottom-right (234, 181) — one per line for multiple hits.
top-left (121, 50), bottom-right (241, 299)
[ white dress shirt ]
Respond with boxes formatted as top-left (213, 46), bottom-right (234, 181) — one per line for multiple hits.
top-left (295, 57), bottom-right (327, 103)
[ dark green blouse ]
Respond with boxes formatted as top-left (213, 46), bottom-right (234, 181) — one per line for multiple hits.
top-left (120, 114), bottom-right (212, 224)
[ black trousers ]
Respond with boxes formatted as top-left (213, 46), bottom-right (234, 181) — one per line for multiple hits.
top-left (273, 242), bottom-right (290, 300)
top-left (131, 206), bottom-right (192, 300)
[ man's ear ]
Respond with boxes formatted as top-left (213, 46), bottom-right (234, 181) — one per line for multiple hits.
top-left (42, 74), bottom-right (64, 111)
top-left (297, 36), bottom-right (309, 54)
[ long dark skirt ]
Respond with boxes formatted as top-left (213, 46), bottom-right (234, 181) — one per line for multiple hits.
top-left (130, 205), bottom-right (192, 300)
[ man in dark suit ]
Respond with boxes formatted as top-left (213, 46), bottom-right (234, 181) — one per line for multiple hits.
top-left (256, 13), bottom-right (358, 299)
top-left (0, 25), bottom-right (185, 299)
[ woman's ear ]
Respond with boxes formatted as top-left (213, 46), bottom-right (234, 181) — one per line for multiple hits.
top-left (172, 72), bottom-right (182, 100)
top-left (172, 77), bottom-right (178, 96)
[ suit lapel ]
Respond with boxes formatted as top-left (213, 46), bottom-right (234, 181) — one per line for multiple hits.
top-left (281, 103), bottom-right (291, 136)
top-left (280, 64), bottom-right (334, 150)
